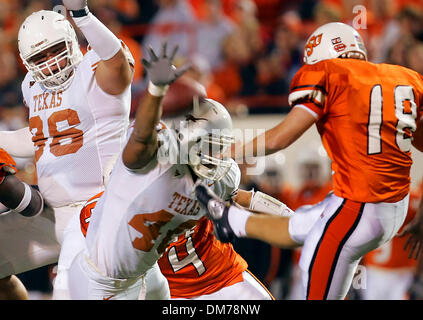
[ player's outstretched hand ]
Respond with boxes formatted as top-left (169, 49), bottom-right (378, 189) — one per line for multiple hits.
top-left (142, 42), bottom-right (191, 87)
top-left (195, 182), bottom-right (234, 243)
top-left (62, 0), bottom-right (87, 10)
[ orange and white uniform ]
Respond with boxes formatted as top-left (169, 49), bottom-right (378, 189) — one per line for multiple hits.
top-left (361, 189), bottom-right (420, 300)
top-left (0, 148), bottom-right (18, 184)
top-left (290, 58), bottom-right (423, 203)
top-left (158, 217), bottom-right (273, 300)
top-left (289, 58), bottom-right (423, 300)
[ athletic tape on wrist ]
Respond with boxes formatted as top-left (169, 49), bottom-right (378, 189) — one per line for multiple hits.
top-left (148, 82), bottom-right (169, 97)
top-left (250, 190), bottom-right (294, 217)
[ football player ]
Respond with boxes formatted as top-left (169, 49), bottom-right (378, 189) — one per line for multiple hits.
top-left (66, 42), bottom-right (297, 299)
top-left (0, 0), bottom-right (134, 299)
top-left (77, 176), bottom-right (304, 300)
top-left (198, 22), bottom-right (423, 300)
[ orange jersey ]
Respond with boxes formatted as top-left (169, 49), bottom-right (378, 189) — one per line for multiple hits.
top-left (80, 191), bottom-right (104, 237)
top-left (80, 196), bottom-right (248, 299)
top-left (289, 59), bottom-right (423, 203)
top-left (158, 217), bottom-right (248, 299)
top-left (0, 148), bottom-right (17, 184)
top-left (363, 190), bottom-right (420, 269)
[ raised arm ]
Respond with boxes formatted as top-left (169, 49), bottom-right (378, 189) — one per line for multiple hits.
top-left (234, 107), bottom-right (317, 162)
top-left (122, 43), bottom-right (190, 170)
top-left (63, 0), bottom-right (133, 95)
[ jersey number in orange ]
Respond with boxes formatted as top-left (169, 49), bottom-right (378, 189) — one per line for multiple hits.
top-left (29, 109), bottom-right (84, 161)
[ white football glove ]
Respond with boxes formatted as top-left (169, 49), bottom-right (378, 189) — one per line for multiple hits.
top-left (62, 0), bottom-right (88, 11)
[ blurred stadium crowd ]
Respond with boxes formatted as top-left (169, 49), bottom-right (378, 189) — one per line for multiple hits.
top-left (2, 0), bottom-right (423, 300)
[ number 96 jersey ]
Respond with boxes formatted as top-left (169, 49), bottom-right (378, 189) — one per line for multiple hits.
top-left (22, 49), bottom-right (131, 208)
top-left (289, 59), bottom-right (423, 203)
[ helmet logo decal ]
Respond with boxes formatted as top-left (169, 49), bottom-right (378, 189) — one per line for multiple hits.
top-left (305, 33), bottom-right (322, 57)
top-left (31, 39), bottom-right (48, 49)
top-left (331, 37), bottom-right (346, 52)
top-left (185, 114), bottom-right (208, 123)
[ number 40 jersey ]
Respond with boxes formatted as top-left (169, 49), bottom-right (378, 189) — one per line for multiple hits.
top-left (289, 58), bottom-right (423, 203)
top-left (22, 49), bottom-right (131, 208)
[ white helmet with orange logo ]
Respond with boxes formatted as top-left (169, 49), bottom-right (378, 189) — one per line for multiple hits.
top-left (303, 22), bottom-right (367, 65)
top-left (18, 10), bottom-right (83, 90)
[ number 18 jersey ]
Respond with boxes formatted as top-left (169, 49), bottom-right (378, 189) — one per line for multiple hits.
top-left (21, 49), bottom-right (131, 207)
top-left (289, 58), bottom-right (423, 203)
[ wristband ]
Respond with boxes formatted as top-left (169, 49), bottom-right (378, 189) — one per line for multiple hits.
top-left (11, 183), bottom-right (44, 218)
top-left (148, 82), bottom-right (169, 97)
top-left (69, 6), bottom-right (90, 18)
top-left (12, 183), bottom-right (32, 213)
top-left (249, 190), bottom-right (294, 217)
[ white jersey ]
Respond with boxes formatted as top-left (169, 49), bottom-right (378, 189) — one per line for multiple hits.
top-left (22, 49), bottom-right (131, 207)
top-left (85, 125), bottom-right (240, 279)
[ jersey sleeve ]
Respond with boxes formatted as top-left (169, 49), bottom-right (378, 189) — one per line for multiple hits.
top-left (0, 148), bottom-right (17, 184)
top-left (288, 62), bottom-right (329, 118)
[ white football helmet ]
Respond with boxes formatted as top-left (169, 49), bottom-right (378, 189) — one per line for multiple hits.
top-left (18, 10), bottom-right (83, 91)
top-left (177, 98), bottom-right (234, 181)
top-left (303, 22), bottom-right (367, 65)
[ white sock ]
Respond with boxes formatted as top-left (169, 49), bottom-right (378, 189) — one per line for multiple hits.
top-left (227, 205), bottom-right (252, 237)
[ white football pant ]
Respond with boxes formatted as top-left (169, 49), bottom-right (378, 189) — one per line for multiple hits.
top-left (298, 193), bottom-right (408, 300)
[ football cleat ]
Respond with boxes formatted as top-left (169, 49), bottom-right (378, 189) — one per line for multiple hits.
top-left (194, 182), bottom-right (234, 243)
